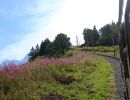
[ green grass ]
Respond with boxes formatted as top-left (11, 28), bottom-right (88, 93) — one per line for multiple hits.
top-left (0, 53), bottom-right (115, 100)
top-left (87, 57), bottom-right (115, 100)
top-left (81, 46), bottom-right (120, 58)
top-left (64, 47), bottom-right (81, 57)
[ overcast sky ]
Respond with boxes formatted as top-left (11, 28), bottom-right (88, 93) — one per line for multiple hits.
top-left (0, 0), bottom-right (119, 62)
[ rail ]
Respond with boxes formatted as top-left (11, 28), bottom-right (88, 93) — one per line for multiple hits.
top-left (97, 54), bottom-right (129, 100)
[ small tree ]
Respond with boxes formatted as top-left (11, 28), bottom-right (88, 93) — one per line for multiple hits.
top-left (46, 42), bottom-right (55, 57)
top-left (83, 28), bottom-right (93, 46)
top-left (36, 44), bottom-right (40, 54)
top-left (29, 44), bottom-right (40, 61)
top-left (99, 24), bottom-right (113, 46)
top-left (83, 26), bottom-right (99, 46)
top-left (39, 39), bottom-right (51, 56)
top-left (92, 25), bottom-right (99, 45)
top-left (28, 46), bottom-right (37, 61)
top-left (39, 40), bottom-right (44, 56)
top-left (53, 33), bottom-right (71, 53)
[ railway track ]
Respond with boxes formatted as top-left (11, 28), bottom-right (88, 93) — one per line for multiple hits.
top-left (98, 54), bottom-right (127, 100)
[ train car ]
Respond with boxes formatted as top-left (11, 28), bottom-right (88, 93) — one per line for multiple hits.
top-left (118, 0), bottom-right (130, 99)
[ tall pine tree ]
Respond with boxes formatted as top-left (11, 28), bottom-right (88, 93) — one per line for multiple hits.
top-left (39, 39), bottom-right (51, 56)
top-left (28, 46), bottom-right (36, 61)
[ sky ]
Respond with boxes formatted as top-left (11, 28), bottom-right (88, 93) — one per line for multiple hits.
top-left (0, 0), bottom-right (119, 62)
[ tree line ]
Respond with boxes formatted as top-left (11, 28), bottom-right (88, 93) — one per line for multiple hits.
top-left (82, 22), bottom-right (118, 46)
top-left (29, 22), bottom-right (118, 61)
top-left (29, 33), bottom-right (71, 61)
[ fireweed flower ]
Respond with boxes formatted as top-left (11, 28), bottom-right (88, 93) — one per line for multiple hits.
top-left (0, 52), bottom-right (90, 78)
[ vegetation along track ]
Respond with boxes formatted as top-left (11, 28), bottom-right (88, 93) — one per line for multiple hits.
top-left (99, 54), bottom-right (126, 100)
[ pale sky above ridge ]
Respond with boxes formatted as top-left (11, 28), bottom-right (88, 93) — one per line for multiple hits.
top-left (0, 0), bottom-right (119, 62)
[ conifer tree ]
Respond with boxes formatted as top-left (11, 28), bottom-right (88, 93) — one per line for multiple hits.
top-left (39, 39), bottom-right (51, 56)
top-left (28, 46), bottom-right (36, 61)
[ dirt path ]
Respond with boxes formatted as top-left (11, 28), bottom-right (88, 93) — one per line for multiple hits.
top-left (104, 56), bottom-right (126, 100)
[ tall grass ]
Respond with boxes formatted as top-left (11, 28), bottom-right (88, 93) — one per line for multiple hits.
top-left (0, 52), bottom-right (115, 100)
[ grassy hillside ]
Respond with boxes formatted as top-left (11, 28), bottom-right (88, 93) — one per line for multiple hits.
top-left (0, 52), bottom-right (115, 100)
